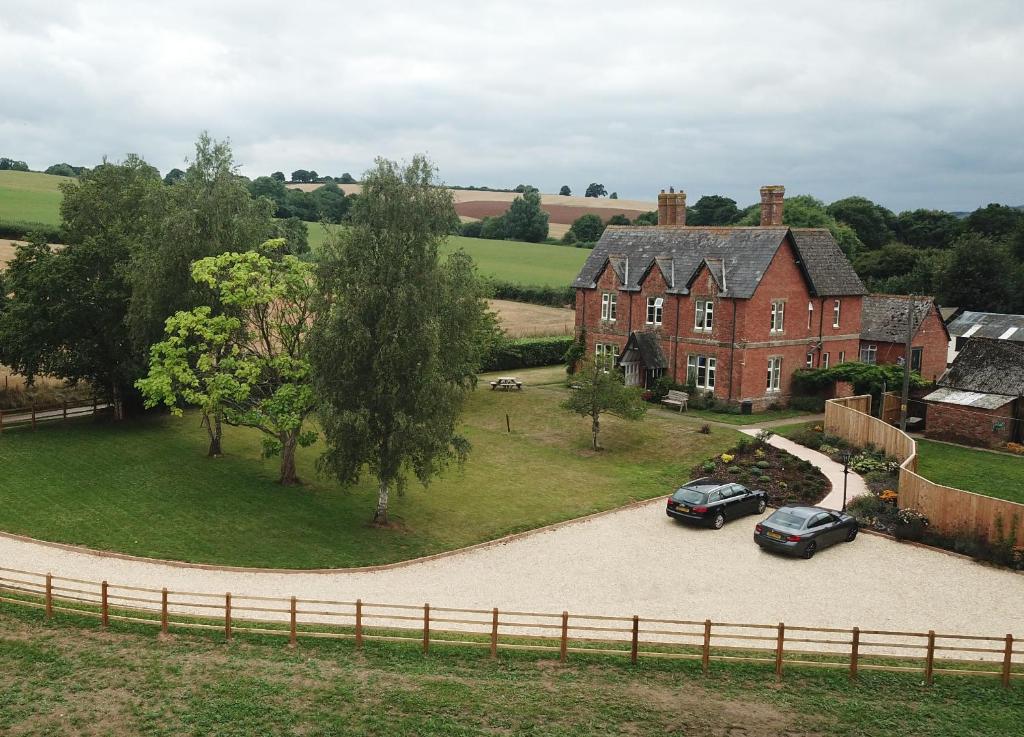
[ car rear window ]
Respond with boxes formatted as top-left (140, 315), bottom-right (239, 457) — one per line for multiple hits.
top-left (767, 511), bottom-right (808, 529)
top-left (673, 488), bottom-right (708, 505)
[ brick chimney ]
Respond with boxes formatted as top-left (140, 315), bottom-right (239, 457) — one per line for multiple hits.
top-left (759, 185), bottom-right (785, 226)
top-left (658, 187), bottom-right (686, 226)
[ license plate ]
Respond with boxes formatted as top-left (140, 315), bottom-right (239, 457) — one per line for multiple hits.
top-left (676, 506), bottom-right (689, 513)
top-left (767, 531), bottom-right (782, 540)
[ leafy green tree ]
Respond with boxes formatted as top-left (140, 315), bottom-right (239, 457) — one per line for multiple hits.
top-left (559, 185), bottom-right (571, 196)
top-left (502, 189), bottom-right (549, 242)
top-left (312, 156), bottom-right (491, 524)
top-left (163, 168), bottom-right (185, 185)
top-left (688, 195), bottom-right (741, 226)
top-left (610, 192), bottom-right (618, 199)
top-left (339, 172), bottom-right (356, 184)
top-left (607, 214), bottom-right (631, 226)
top-left (634, 211), bottom-right (658, 226)
top-left (965, 203), bottom-right (1024, 239)
top-left (568, 213), bottom-right (605, 243)
top-left (291, 169), bottom-right (311, 183)
top-left (460, 220), bottom-right (484, 238)
top-left (249, 175), bottom-right (289, 216)
top-left (44, 163), bottom-right (76, 177)
top-left (270, 171), bottom-right (286, 182)
top-left (938, 235), bottom-right (1018, 312)
top-left (827, 196), bottom-right (896, 250)
top-left (137, 243), bottom-right (318, 483)
top-left (479, 215), bottom-right (507, 240)
top-left (274, 217), bottom-right (310, 256)
top-left (585, 183), bottom-right (607, 198)
top-left (895, 209), bottom-right (962, 249)
top-left (0, 158), bottom-right (29, 171)
top-left (313, 181), bottom-right (351, 223)
top-left (284, 188), bottom-right (318, 221)
top-left (561, 357), bottom-right (646, 450)
top-left (128, 134), bottom-right (276, 352)
top-left (738, 193), bottom-right (863, 257)
top-left (308, 170), bottom-right (320, 182)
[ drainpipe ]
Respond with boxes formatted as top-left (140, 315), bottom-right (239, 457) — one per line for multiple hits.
top-left (728, 299), bottom-right (737, 401)
top-left (673, 293), bottom-right (681, 381)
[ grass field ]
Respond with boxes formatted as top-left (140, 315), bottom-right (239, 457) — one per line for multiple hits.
top-left (2, 605), bottom-right (1021, 737)
top-left (489, 299), bottom-right (574, 336)
top-left (0, 367), bottom-right (736, 568)
top-left (915, 439), bottom-right (1024, 503)
top-left (0, 170), bottom-right (65, 226)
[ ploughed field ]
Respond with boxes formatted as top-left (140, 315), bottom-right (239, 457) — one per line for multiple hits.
top-left (0, 367), bottom-right (738, 568)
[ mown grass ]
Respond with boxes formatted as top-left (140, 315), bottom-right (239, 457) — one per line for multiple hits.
top-left (0, 170), bottom-right (66, 226)
top-left (915, 439), bottom-right (1024, 503)
top-left (1, 603), bottom-right (1021, 737)
top-left (0, 367), bottom-right (737, 568)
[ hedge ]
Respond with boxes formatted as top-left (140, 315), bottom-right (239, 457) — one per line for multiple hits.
top-left (0, 219), bottom-right (63, 243)
top-left (482, 336), bottom-right (574, 372)
top-left (489, 279), bottom-right (575, 308)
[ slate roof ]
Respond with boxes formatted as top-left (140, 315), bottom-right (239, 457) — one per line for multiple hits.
top-left (922, 387), bottom-right (1011, 410)
top-left (622, 331), bottom-right (668, 369)
top-left (936, 338), bottom-right (1024, 397)
top-left (860, 295), bottom-right (939, 343)
top-left (572, 226), bottom-right (865, 298)
top-left (946, 311), bottom-right (1024, 342)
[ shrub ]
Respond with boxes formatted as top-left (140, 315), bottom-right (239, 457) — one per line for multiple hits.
top-left (488, 280), bottom-right (575, 308)
top-left (727, 466), bottom-right (741, 474)
top-left (701, 460), bottom-right (716, 473)
top-left (698, 424), bottom-right (711, 435)
top-left (735, 437), bottom-right (752, 454)
top-left (755, 429), bottom-right (774, 446)
top-left (720, 453), bottom-right (735, 463)
top-left (790, 395), bottom-right (825, 413)
top-left (482, 336), bottom-right (574, 371)
top-left (0, 219), bottom-right (63, 242)
top-left (755, 460), bottom-right (771, 469)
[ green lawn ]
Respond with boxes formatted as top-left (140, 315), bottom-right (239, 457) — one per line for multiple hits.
top-left (0, 367), bottom-right (737, 568)
top-left (2, 605), bottom-right (1021, 737)
top-left (307, 223), bottom-right (588, 286)
top-left (915, 440), bottom-right (1024, 503)
top-left (667, 405), bottom-right (813, 426)
top-left (0, 170), bottom-right (66, 226)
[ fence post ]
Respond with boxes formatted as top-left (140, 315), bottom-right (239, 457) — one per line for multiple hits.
top-left (289, 597), bottom-right (297, 648)
top-left (31, 403), bottom-right (36, 431)
top-left (101, 581), bottom-right (109, 629)
top-left (631, 616), bottom-right (639, 665)
top-left (355, 599), bottom-right (363, 650)
top-left (775, 623), bottom-right (785, 682)
top-left (490, 608), bottom-right (499, 659)
top-left (1002, 634), bottom-right (1013, 689)
top-left (702, 619), bottom-right (712, 674)
top-left (925, 630), bottom-right (935, 685)
top-left (160, 588), bottom-right (168, 636)
top-left (45, 573), bottom-right (52, 619)
top-left (849, 627), bottom-right (860, 682)
top-left (422, 603), bottom-right (430, 655)
top-left (560, 611), bottom-right (569, 663)
top-left (63, 401), bottom-right (68, 421)
top-left (225, 593), bottom-right (232, 643)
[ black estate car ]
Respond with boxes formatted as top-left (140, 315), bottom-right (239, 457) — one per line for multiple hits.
top-left (666, 479), bottom-right (768, 529)
top-left (754, 505), bottom-right (858, 559)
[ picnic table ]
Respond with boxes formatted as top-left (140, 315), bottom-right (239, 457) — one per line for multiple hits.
top-left (490, 376), bottom-right (523, 391)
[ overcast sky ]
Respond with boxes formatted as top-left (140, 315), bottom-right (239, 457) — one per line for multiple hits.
top-left (2, 1), bottom-right (1022, 211)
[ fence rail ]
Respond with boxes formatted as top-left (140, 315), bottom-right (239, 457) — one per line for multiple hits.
top-left (0, 567), bottom-right (1020, 687)
top-left (825, 395), bottom-right (1024, 546)
top-left (0, 399), bottom-right (108, 432)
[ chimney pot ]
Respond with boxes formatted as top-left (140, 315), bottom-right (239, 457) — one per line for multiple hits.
top-left (759, 185), bottom-right (785, 226)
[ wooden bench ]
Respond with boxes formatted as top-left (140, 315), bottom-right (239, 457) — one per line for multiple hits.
top-left (490, 377), bottom-right (523, 391)
top-left (661, 389), bottom-right (688, 412)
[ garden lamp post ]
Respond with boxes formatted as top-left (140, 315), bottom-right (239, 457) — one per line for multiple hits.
top-left (841, 451), bottom-right (851, 512)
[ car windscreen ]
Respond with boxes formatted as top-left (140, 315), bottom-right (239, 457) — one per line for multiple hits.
top-left (673, 488), bottom-right (708, 505)
top-left (767, 511), bottom-right (808, 529)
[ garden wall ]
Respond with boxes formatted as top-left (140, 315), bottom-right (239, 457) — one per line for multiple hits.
top-left (825, 395), bottom-right (1024, 546)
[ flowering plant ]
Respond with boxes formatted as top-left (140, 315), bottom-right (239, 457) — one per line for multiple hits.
top-left (1006, 442), bottom-right (1024, 456)
top-left (720, 453), bottom-right (735, 463)
top-left (879, 490), bottom-right (898, 503)
top-left (896, 508), bottom-right (929, 526)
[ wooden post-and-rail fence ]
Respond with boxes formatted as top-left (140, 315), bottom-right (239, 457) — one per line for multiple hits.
top-left (0, 567), bottom-right (1020, 689)
top-left (0, 399), bottom-right (108, 433)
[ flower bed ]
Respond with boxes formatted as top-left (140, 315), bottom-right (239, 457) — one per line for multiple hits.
top-left (692, 434), bottom-right (830, 507)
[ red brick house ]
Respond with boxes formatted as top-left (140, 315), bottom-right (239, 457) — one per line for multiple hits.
top-left (572, 186), bottom-right (866, 408)
top-left (858, 295), bottom-right (950, 382)
top-left (923, 338), bottom-right (1024, 448)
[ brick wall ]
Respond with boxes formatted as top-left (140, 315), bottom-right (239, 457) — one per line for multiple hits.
top-left (925, 401), bottom-right (1014, 448)
top-left (861, 303), bottom-right (949, 382)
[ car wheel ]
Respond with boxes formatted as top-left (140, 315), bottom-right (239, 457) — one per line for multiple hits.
top-left (802, 541), bottom-right (817, 559)
top-left (712, 512), bottom-right (725, 529)
top-left (756, 498), bottom-right (766, 514)
top-left (846, 527), bottom-right (858, 542)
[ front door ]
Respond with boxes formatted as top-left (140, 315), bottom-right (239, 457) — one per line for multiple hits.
top-left (622, 361), bottom-right (642, 387)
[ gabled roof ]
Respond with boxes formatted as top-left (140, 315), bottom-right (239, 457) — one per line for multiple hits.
top-left (573, 226), bottom-right (865, 298)
top-left (622, 331), bottom-right (668, 369)
top-left (861, 295), bottom-right (945, 343)
top-left (946, 311), bottom-right (1024, 342)
top-left (937, 338), bottom-right (1024, 397)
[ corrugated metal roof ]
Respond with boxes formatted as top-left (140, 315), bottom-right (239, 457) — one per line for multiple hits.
top-left (947, 311), bottom-right (1024, 341)
top-left (922, 387), bottom-right (1011, 410)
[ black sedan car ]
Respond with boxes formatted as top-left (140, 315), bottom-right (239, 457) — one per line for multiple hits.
top-left (754, 505), bottom-right (858, 559)
top-left (666, 479), bottom-right (768, 529)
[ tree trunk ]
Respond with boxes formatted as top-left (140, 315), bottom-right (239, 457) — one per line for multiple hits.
top-left (591, 411), bottom-right (600, 450)
top-left (279, 432), bottom-right (299, 486)
top-left (112, 384), bottom-right (125, 421)
top-left (205, 412), bottom-right (223, 457)
top-left (373, 479), bottom-right (390, 525)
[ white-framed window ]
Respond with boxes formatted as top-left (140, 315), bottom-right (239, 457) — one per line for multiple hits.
top-left (595, 342), bottom-right (619, 369)
top-left (694, 299), bottom-right (713, 331)
top-left (806, 352), bottom-right (814, 368)
top-left (770, 301), bottom-right (785, 333)
top-left (600, 292), bottom-right (617, 321)
top-left (807, 301), bottom-right (814, 329)
top-left (766, 357), bottom-right (782, 392)
top-left (686, 354), bottom-right (717, 390)
top-left (822, 352), bottom-right (830, 369)
top-left (860, 345), bottom-right (877, 364)
top-left (646, 296), bottom-right (663, 326)
top-left (833, 299), bottom-right (841, 328)
top-left (839, 351), bottom-right (845, 364)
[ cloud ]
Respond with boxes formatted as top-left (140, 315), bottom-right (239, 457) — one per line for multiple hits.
top-left (1, 0), bottom-right (1022, 210)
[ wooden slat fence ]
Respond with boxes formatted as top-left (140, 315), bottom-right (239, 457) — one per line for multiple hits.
top-left (825, 395), bottom-right (1024, 546)
top-left (0, 399), bottom-right (107, 433)
top-left (0, 567), bottom-right (1020, 687)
